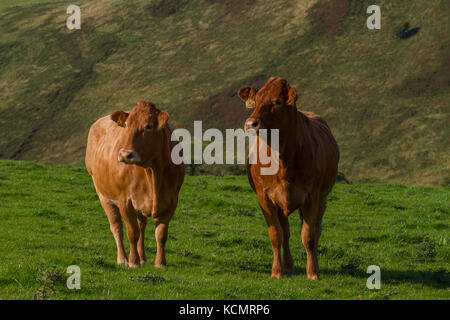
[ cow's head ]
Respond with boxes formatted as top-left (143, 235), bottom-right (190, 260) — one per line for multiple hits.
top-left (238, 77), bottom-right (297, 132)
top-left (111, 100), bottom-right (169, 167)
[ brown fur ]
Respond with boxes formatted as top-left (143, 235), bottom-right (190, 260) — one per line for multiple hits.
top-left (238, 77), bottom-right (339, 279)
top-left (85, 101), bottom-right (185, 267)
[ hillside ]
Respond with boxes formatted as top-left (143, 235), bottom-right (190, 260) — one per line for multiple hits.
top-left (0, 0), bottom-right (449, 185)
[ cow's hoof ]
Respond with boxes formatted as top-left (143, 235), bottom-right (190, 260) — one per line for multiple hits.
top-left (307, 274), bottom-right (320, 280)
top-left (271, 272), bottom-right (283, 279)
top-left (140, 260), bottom-right (147, 265)
top-left (128, 262), bottom-right (141, 268)
top-left (154, 256), bottom-right (166, 268)
top-left (117, 260), bottom-right (128, 266)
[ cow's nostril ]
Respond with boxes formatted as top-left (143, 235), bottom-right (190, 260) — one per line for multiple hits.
top-left (119, 149), bottom-right (140, 164)
top-left (244, 119), bottom-right (260, 132)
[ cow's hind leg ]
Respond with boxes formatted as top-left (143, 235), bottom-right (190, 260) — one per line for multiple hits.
top-left (278, 210), bottom-right (294, 273)
top-left (300, 197), bottom-right (326, 280)
top-left (137, 214), bottom-right (148, 265)
top-left (99, 196), bottom-right (128, 266)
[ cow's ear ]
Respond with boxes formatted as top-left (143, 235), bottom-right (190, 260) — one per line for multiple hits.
top-left (238, 86), bottom-right (257, 109)
top-left (111, 111), bottom-right (129, 127)
top-left (287, 87), bottom-right (297, 106)
top-left (157, 111), bottom-right (169, 130)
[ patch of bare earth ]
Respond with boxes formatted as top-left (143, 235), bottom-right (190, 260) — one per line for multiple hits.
top-left (207, 0), bottom-right (257, 29)
top-left (307, 0), bottom-right (349, 36)
top-left (145, 0), bottom-right (187, 18)
top-left (396, 53), bottom-right (450, 96)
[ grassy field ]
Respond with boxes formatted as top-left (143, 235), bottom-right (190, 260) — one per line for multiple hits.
top-left (0, 0), bottom-right (449, 185)
top-left (0, 159), bottom-right (448, 299)
top-left (0, 0), bottom-right (64, 10)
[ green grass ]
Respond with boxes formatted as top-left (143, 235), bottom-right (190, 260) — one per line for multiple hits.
top-left (0, 159), bottom-right (448, 299)
top-left (0, 0), bottom-right (66, 11)
top-left (0, 0), bottom-right (448, 185)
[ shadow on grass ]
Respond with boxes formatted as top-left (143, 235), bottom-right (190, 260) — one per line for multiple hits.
top-left (317, 267), bottom-right (450, 289)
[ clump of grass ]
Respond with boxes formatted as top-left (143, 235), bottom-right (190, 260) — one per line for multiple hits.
top-left (129, 273), bottom-right (165, 284)
top-left (367, 288), bottom-right (398, 300)
top-left (338, 254), bottom-right (363, 277)
top-left (415, 235), bottom-right (437, 261)
top-left (89, 253), bottom-right (106, 267)
top-left (179, 249), bottom-right (193, 257)
top-left (33, 266), bottom-right (65, 300)
top-left (229, 206), bottom-right (255, 217)
top-left (391, 232), bottom-right (423, 245)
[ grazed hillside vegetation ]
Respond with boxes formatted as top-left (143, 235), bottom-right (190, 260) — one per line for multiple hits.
top-left (0, 0), bottom-right (449, 185)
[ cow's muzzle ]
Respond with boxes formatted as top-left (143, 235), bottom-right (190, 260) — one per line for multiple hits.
top-left (118, 149), bottom-right (141, 164)
top-left (244, 118), bottom-right (260, 132)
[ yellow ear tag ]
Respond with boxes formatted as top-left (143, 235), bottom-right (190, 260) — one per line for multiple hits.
top-left (245, 99), bottom-right (256, 109)
top-left (117, 118), bottom-right (125, 127)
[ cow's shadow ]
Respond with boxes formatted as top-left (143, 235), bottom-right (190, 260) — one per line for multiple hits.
top-left (286, 267), bottom-right (449, 289)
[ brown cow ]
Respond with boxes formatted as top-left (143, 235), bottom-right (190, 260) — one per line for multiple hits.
top-left (85, 101), bottom-right (185, 268)
top-left (238, 77), bottom-right (339, 279)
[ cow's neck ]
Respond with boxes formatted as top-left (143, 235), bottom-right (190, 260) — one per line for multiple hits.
top-left (144, 129), bottom-right (171, 216)
top-left (276, 112), bottom-right (301, 181)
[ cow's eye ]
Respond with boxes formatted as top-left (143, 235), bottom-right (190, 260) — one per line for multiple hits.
top-left (144, 123), bottom-right (153, 131)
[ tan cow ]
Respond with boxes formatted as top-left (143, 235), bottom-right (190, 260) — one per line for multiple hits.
top-left (85, 101), bottom-right (185, 267)
top-left (238, 77), bottom-right (339, 279)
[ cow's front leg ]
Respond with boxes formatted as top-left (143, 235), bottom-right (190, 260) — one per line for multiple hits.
top-left (98, 195), bottom-right (128, 266)
top-left (300, 198), bottom-right (325, 280)
top-left (262, 210), bottom-right (284, 279)
top-left (137, 214), bottom-right (148, 265)
top-left (278, 211), bottom-right (294, 273)
top-left (301, 220), bottom-right (321, 280)
top-left (154, 219), bottom-right (169, 267)
top-left (120, 204), bottom-right (141, 268)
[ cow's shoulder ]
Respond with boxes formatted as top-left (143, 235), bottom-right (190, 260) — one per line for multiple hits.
top-left (86, 113), bottom-right (128, 171)
top-left (89, 112), bottom-right (130, 140)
